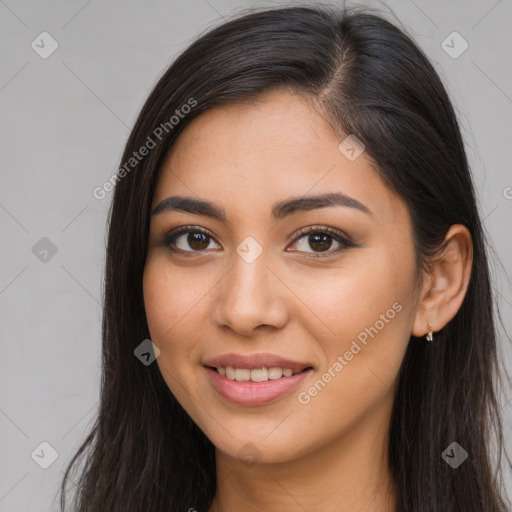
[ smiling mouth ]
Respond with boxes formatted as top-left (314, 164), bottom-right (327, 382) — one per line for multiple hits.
top-left (207, 365), bottom-right (314, 382)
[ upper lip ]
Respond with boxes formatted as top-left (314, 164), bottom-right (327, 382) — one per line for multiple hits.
top-left (203, 353), bottom-right (313, 372)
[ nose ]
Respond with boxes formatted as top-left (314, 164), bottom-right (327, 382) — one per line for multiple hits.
top-left (213, 249), bottom-right (289, 337)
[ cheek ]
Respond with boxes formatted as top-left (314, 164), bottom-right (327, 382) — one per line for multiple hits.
top-left (142, 256), bottom-right (214, 407)
top-left (291, 250), bottom-right (409, 341)
top-left (143, 256), bottom-right (215, 346)
top-left (142, 256), bottom-right (216, 399)
top-left (292, 246), bottom-right (414, 390)
top-left (287, 260), bottom-right (412, 450)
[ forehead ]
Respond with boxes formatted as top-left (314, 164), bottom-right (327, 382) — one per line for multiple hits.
top-left (153, 90), bottom-right (407, 227)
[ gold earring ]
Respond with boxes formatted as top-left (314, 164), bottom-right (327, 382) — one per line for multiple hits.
top-left (426, 323), bottom-right (433, 342)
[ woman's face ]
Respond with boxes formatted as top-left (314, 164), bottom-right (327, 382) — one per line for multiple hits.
top-left (143, 89), bottom-right (421, 464)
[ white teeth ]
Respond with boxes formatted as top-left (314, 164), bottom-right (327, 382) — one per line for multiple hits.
top-left (250, 368), bottom-right (268, 382)
top-left (234, 368), bottom-right (251, 381)
top-left (218, 366), bottom-right (300, 382)
top-left (268, 367), bottom-right (283, 379)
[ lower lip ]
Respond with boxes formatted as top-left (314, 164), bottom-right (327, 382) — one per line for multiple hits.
top-left (205, 367), bottom-right (312, 406)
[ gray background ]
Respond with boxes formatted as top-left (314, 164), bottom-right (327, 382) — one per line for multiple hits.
top-left (1, 0), bottom-right (511, 510)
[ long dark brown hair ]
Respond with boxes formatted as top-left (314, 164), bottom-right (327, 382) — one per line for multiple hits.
top-left (59, 4), bottom-right (511, 511)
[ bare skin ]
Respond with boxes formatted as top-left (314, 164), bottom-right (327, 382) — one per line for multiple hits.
top-left (143, 89), bottom-right (473, 512)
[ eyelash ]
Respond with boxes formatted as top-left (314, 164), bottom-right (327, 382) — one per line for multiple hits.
top-left (160, 225), bottom-right (356, 259)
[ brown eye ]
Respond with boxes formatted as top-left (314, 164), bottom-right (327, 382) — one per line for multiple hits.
top-left (162, 226), bottom-right (220, 254)
top-left (185, 232), bottom-right (210, 250)
top-left (288, 226), bottom-right (355, 258)
top-left (306, 233), bottom-right (333, 252)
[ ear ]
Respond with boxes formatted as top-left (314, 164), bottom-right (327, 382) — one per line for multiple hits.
top-left (411, 224), bottom-right (473, 338)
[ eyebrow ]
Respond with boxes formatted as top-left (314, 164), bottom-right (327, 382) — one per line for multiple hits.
top-left (151, 192), bottom-right (372, 221)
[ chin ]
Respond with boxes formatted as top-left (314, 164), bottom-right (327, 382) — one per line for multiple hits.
top-left (206, 428), bottom-right (311, 465)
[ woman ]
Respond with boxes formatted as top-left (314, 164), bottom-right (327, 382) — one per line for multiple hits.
top-left (60, 4), bottom-right (511, 511)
